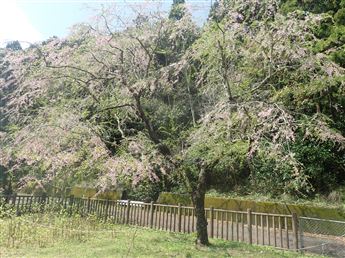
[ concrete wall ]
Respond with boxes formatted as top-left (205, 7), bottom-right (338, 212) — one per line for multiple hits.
top-left (157, 192), bottom-right (345, 221)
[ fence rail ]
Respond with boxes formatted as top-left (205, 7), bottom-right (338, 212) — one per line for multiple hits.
top-left (0, 194), bottom-right (301, 251)
top-left (2, 194), bottom-right (345, 256)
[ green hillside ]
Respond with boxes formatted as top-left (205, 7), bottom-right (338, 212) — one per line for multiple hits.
top-left (0, 0), bottom-right (344, 218)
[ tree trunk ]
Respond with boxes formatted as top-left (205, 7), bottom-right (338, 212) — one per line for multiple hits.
top-left (3, 172), bottom-right (13, 204)
top-left (191, 167), bottom-right (209, 246)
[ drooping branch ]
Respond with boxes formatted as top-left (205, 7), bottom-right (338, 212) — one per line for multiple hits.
top-left (96, 103), bottom-right (134, 113)
top-left (215, 21), bottom-right (233, 102)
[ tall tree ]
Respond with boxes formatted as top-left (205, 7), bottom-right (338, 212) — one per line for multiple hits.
top-left (179, 0), bottom-right (345, 245)
top-left (0, 0), bottom-right (344, 247)
top-left (169, 0), bottom-right (186, 20)
top-left (6, 41), bottom-right (22, 51)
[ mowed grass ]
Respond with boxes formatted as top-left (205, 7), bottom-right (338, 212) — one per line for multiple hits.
top-left (0, 214), bottom-right (323, 258)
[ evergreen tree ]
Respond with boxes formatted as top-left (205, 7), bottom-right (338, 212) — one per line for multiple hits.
top-left (169, 0), bottom-right (186, 20)
top-left (281, 0), bottom-right (345, 68)
top-left (5, 41), bottom-right (22, 51)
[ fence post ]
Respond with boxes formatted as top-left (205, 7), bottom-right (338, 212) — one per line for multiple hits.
top-left (292, 213), bottom-right (299, 251)
top-left (29, 196), bottom-right (33, 212)
top-left (11, 194), bottom-right (18, 215)
top-left (247, 209), bottom-right (252, 244)
top-left (105, 199), bottom-right (110, 221)
top-left (126, 200), bottom-right (131, 224)
top-left (41, 194), bottom-right (47, 213)
top-left (68, 195), bottom-right (74, 215)
top-left (87, 197), bottom-right (91, 214)
top-left (150, 202), bottom-right (154, 228)
top-left (210, 207), bottom-right (214, 238)
top-left (11, 194), bottom-right (16, 213)
top-left (11, 193), bottom-right (17, 206)
top-left (178, 203), bottom-right (182, 232)
top-left (16, 195), bottom-right (21, 216)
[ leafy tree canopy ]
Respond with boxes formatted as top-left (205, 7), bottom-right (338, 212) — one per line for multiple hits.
top-left (0, 0), bottom-right (344, 245)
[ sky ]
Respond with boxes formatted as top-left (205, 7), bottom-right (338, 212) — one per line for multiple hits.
top-left (0, 0), bottom-right (211, 48)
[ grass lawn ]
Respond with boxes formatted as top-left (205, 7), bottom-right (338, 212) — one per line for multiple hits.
top-left (0, 214), bottom-right (323, 258)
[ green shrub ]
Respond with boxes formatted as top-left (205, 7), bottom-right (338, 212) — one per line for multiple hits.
top-left (127, 180), bottom-right (163, 202)
top-left (332, 48), bottom-right (345, 67)
top-left (335, 8), bottom-right (345, 25)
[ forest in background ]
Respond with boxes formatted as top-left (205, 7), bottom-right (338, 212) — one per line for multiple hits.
top-left (0, 0), bottom-right (344, 216)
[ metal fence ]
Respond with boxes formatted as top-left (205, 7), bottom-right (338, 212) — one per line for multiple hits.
top-left (299, 217), bottom-right (345, 257)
